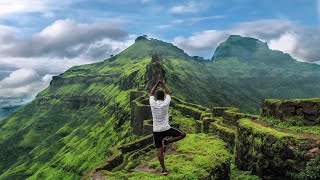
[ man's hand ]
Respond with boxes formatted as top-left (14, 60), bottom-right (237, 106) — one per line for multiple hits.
top-left (160, 80), bottom-right (170, 95)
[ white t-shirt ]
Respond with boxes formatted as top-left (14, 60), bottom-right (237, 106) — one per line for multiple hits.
top-left (149, 94), bottom-right (171, 132)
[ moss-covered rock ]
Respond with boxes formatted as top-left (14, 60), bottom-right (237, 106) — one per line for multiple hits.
top-left (261, 98), bottom-right (320, 126)
top-left (212, 107), bottom-right (237, 117)
top-left (130, 96), bottom-right (153, 135)
top-left (209, 119), bottom-right (236, 153)
top-left (236, 117), bottom-right (318, 179)
top-left (222, 108), bottom-right (257, 126)
top-left (93, 135), bottom-right (153, 173)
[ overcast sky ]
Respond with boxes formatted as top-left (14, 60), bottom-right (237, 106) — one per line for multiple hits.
top-left (0, 0), bottom-right (320, 108)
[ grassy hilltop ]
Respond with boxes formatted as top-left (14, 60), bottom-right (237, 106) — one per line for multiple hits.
top-left (0, 35), bottom-right (320, 179)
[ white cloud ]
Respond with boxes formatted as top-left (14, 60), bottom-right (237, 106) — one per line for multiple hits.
top-left (0, 1), bottom-right (47, 15)
top-left (173, 30), bottom-right (229, 53)
top-left (42, 74), bottom-right (54, 82)
top-left (0, 68), bottom-right (49, 108)
top-left (0, 19), bottom-right (132, 59)
top-left (0, 25), bottom-right (16, 43)
top-left (0, 19), bottom-right (135, 108)
top-left (169, 1), bottom-right (208, 14)
top-left (0, 0), bottom-right (73, 17)
top-left (0, 68), bottom-right (39, 88)
top-left (268, 32), bottom-right (298, 56)
top-left (156, 15), bottom-right (224, 29)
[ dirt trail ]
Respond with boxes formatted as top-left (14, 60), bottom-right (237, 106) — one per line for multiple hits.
top-left (133, 143), bottom-right (178, 175)
top-left (90, 171), bottom-right (106, 180)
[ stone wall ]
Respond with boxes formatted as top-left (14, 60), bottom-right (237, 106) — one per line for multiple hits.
top-left (261, 98), bottom-right (320, 126)
top-left (209, 120), bottom-right (236, 153)
top-left (222, 107), bottom-right (257, 126)
top-left (130, 95), bottom-right (152, 136)
top-left (235, 117), bottom-right (318, 179)
top-left (212, 107), bottom-right (237, 117)
top-left (95, 135), bottom-right (153, 172)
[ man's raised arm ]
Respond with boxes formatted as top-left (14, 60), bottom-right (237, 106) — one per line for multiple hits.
top-left (149, 80), bottom-right (160, 96)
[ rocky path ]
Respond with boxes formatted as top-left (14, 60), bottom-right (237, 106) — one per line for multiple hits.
top-left (90, 171), bottom-right (106, 180)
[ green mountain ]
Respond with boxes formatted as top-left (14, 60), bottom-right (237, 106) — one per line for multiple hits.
top-left (0, 35), bottom-right (319, 179)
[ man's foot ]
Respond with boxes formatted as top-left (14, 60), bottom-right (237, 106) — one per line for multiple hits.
top-left (162, 139), bottom-right (169, 153)
top-left (161, 169), bottom-right (168, 176)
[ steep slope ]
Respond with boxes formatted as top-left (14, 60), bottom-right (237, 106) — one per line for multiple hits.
top-left (0, 35), bottom-right (320, 179)
top-left (0, 50), bottom-right (150, 179)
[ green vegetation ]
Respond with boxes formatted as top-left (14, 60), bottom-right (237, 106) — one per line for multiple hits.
top-left (230, 164), bottom-right (260, 180)
top-left (1, 35), bottom-right (320, 179)
top-left (260, 117), bottom-right (320, 135)
top-left (239, 118), bottom-right (303, 139)
top-left (264, 98), bottom-right (320, 104)
top-left (296, 152), bottom-right (320, 180)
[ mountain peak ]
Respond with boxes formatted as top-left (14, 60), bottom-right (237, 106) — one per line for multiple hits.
top-left (212, 35), bottom-right (294, 64)
top-left (134, 35), bottom-right (148, 42)
top-left (119, 35), bottom-right (191, 60)
top-left (213, 35), bottom-right (269, 60)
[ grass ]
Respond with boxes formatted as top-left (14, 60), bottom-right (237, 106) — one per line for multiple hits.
top-left (260, 117), bottom-right (320, 135)
top-left (105, 134), bottom-right (232, 179)
top-left (239, 118), bottom-right (303, 139)
top-left (230, 163), bottom-right (260, 180)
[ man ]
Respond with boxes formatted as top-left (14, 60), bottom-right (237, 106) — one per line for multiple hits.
top-left (149, 75), bottom-right (186, 175)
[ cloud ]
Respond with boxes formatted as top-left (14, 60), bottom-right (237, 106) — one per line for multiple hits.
top-left (0, 68), bottom-right (49, 108)
top-left (173, 30), bottom-right (229, 55)
top-left (0, 1), bottom-right (48, 15)
top-left (1, 19), bottom-right (131, 59)
top-left (173, 19), bottom-right (320, 62)
top-left (0, 0), bottom-right (73, 17)
top-left (0, 19), bottom-right (135, 108)
top-left (169, 1), bottom-right (208, 14)
top-left (156, 15), bottom-right (224, 29)
top-left (231, 19), bottom-right (297, 40)
top-left (42, 74), bottom-right (54, 82)
top-left (0, 68), bottom-right (39, 88)
top-left (268, 32), bottom-right (298, 56)
top-left (0, 25), bottom-right (16, 43)
top-left (0, 63), bottom-right (18, 81)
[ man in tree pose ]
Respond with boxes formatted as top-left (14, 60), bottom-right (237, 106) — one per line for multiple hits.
top-left (149, 75), bottom-right (186, 175)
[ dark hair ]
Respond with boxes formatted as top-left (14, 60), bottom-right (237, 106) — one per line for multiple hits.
top-left (156, 90), bottom-right (165, 100)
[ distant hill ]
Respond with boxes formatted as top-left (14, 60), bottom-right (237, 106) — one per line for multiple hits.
top-left (0, 105), bottom-right (22, 119)
top-left (0, 35), bottom-right (319, 179)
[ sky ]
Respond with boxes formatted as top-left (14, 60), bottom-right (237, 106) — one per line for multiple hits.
top-left (0, 0), bottom-right (320, 108)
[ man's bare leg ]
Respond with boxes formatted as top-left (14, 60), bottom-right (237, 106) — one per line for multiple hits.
top-left (157, 147), bottom-right (165, 170)
top-left (167, 132), bottom-right (186, 144)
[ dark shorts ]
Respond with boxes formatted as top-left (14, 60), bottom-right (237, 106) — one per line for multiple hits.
top-left (153, 127), bottom-right (182, 148)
